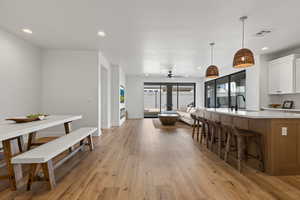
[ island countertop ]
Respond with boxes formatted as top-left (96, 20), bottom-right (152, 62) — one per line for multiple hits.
top-left (194, 108), bottom-right (300, 119)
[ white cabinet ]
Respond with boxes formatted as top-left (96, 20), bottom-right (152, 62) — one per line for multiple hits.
top-left (268, 55), bottom-right (300, 94)
top-left (295, 59), bottom-right (300, 93)
top-left (268, 61), bottom-right (280, 94)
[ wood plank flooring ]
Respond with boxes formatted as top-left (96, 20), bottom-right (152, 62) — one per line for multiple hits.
top-left (1, 119), bottom-right (300, 199)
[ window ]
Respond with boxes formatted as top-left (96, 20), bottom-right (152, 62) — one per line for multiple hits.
top-left (205, 70), bottom-right (246, 109)
top-left (216, 76), bottom-right (229, 108)
top-left (230, 71), bottom-right (246, 109)
top-left (205, 80), bottom-right (215, 108)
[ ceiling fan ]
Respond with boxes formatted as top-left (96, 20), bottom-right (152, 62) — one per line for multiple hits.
top-left (166, 70), bottom-right (183, 78)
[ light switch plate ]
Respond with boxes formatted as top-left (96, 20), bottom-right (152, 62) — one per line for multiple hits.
top-left (282, 127), bottom-right (288, 136)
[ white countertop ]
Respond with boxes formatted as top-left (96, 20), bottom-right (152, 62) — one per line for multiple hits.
top-left (0, 115), bottom-right (82, 141)
top-left (193, 108), bottom-right (300, 119)
top-left (261, 107), bottom-right (300, 112)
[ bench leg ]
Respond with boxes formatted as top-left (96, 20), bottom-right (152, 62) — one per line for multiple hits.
top-left (87, 135), bottom-right (94, 151)
top-left (27, 132), bottom-right (37, 151)
top-left (27, 163), bottom-right (40, 190)
top-left (64, 122), bottom-right (74, 152)
top-left (42, 160), bottom-right (56, 190)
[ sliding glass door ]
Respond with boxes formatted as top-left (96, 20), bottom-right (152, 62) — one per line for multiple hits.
top-left (144, 84), bottom-right (161, 118)
top-left (178, 84), bottom-right (195, 110)
top-left (144, 82), bottom-right (196, 117)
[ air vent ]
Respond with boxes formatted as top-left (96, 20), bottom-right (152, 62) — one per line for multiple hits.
top-left (255, 30), bottom-right (271, 37)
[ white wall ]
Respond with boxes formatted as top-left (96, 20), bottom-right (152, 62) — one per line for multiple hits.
top-left (0, 29), bottom-right (41, 120)
top-left (99, 52), bottom-right (112, 129)
top-left (41, 50), bottom-right (100, 135)
top-left (126, 76), bottom-right (203, 119)
top-left (126, 76), bottom-right (144, 119)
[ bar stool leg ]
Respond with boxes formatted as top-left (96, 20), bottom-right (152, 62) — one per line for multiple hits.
top-left (196, 120), bottom-right (200, 141)
top-left (224, 129), bottom-right (231, 163)
top-left (192, 119), bottom-right (196, 139)
top-left (255, 135), bottom-right (265, 172)
top-left (217, 126), bottom-right (222, 157)
top-left (199, 121), bottom-right (205, 144)
top-left (206, 123), bottom-right (210, 149)
top-left (210, 124), bottom-right (215, 151)
top-left (237, 135), bottom-right (245, 172)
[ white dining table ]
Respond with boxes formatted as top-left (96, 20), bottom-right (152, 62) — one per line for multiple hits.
top-left (0, 115), bottom-right (82, 190)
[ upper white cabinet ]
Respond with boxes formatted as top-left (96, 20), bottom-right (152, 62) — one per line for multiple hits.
top-left (268, 54), bottom-right (300, 94)
top-left (295, 59), bottom-right (300, 93)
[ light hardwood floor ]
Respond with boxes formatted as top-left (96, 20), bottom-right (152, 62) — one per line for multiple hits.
top-left (1, 119), bottom-right (300, 199)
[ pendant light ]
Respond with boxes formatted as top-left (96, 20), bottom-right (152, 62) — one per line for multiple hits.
top-left (233, 16), bottom-right (255, 68)
top-left (206, 42), bottom-right (219, 78)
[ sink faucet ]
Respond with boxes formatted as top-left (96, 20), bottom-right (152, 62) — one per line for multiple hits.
top-left (233, 94), bottom-right (246, 111)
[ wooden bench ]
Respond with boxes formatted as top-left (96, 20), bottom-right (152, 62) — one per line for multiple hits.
top-left (11, 127), bottom-right (97, 190)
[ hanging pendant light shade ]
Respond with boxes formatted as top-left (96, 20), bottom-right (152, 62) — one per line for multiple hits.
top-left (206, 42), bottom-right (219, 78)
top-left (233, 16), bottom-right (255, 68)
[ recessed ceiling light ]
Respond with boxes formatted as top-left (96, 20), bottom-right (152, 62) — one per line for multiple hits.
top-left (97, 31), bottom-right (106, 37)
top-left (262, 47), bottom-right (269, 51)
top-left (22, 28), bottom-right (33, 34)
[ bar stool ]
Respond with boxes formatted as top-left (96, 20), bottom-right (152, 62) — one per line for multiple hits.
top-left (209, 120), bottom-right (225, 157)
top-left (191, 114), bottom-right (201, 141)
top-left (224, 126), bottom-right (264, 172)
top-left (198, 117), bottom-right (209, 146)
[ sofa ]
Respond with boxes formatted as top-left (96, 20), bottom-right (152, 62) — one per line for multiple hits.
top-left (177, 107), bottom-right (198, 125)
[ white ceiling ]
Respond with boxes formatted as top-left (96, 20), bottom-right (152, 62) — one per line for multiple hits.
top-left (1, 0), bottom-right (300, 77)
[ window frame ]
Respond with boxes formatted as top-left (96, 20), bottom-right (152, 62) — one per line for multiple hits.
top-left (204, 70), bottom-right (246, 109)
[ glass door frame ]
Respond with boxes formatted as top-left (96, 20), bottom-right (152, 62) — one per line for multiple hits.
top-left (144, 82), bottom-right (196, 113)
top-left (204, 70), bottom-right (246, 109)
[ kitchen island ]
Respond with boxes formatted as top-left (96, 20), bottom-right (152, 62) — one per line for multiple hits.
top-left (193, 108), bottom-right (300, 175)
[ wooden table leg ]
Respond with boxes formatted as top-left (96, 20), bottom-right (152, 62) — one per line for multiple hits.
top-left (87, 135), bottom-right (94, 151)
top-left (17, 136), bottom-right (24, 152)
top-left (2, 139), bottom-right (23, 190)
top-left (27, 132), bottom-right (37, 151)
top-left (64, 122), bottom-right (74, 152)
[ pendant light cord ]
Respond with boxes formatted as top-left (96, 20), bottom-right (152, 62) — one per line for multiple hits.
top-left (210, 42), bottom-right (214, 65)
top-left (240, 16), bottom-right (247, 48)
top-left (242, 19), bottom-right (245, 48)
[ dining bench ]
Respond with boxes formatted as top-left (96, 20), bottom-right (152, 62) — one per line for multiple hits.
top-left (11, 127), bottom-right (97, 190)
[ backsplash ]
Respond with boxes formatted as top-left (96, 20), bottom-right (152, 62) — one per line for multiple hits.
top-left (269, 94), bottom-right (300, 108)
